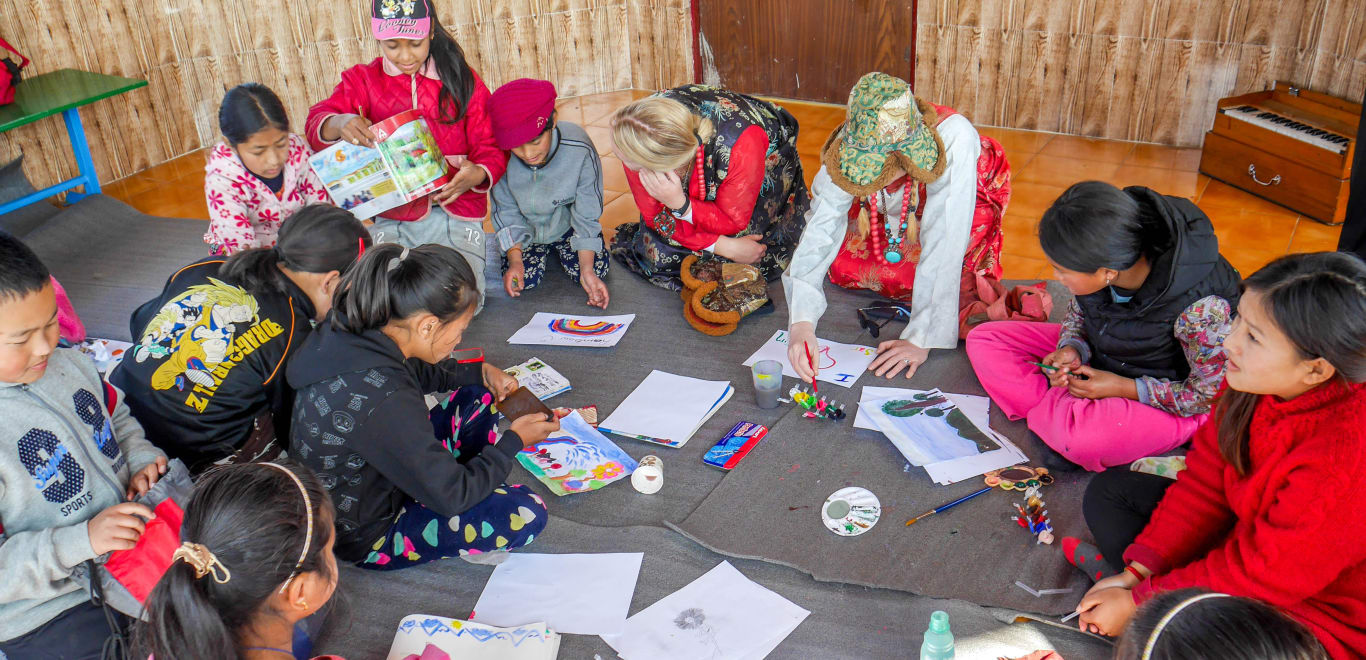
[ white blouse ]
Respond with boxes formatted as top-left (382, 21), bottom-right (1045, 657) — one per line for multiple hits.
top-left (781, 114), bottom-right (981, 350)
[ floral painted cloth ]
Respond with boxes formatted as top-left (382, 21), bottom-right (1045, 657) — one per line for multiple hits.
top-left (501, 229), bottom-right (609, 291)
top-left (360, 386), bottom-right (547, 570)
top-left (610, 85), bottom-right (810, 291)
top-left (1057, 295), bottom-right (1233, 417)
top-left (203, 134), bottom-right (331, 255)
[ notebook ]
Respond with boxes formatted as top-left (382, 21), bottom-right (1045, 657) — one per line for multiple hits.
top-left (504, 357), bottom-right (571, 400)
top-left (598, 370), bottom-right (733, 448)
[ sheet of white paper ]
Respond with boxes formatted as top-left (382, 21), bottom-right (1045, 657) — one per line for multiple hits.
top-left (855, 387), bottom-right (991, 432)
top-left (600, 561), bottom-right (809, 660)
top-left (470, 553), bottom-right (643, 635)
top-left (856, 387), bottom-right (1027, 484)
top-left (741, 329), bottom-right (876, 388)
top-left (598, 370), bottom-right (733, 448)
top-left (507, 312), bottom-right (636, 348)
top-left (386, 615), bottom-right (561, 660)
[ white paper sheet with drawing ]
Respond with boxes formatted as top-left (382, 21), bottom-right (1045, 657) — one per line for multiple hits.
top-left (506, 312), bottom-right (636, 347)
top-left (600, 561), bottom-right (809, 660)
top-left (470, 553), bottom-right (643, 635)
top-left (741, 329), bottom-right (877, 388)
top-left (386, 615), bottom-right (560, 660)
top-left (856, 387), bottom-right (1027, 484)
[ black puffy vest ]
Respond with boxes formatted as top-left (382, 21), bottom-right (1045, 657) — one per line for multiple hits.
top-left (1077, 187), bottom-right (1242, 381)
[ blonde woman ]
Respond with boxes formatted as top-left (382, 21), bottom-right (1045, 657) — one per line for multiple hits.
top-left (608, 86), bottom-right (809, 289)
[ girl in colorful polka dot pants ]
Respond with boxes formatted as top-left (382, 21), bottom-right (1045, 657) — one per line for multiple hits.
top-left (361, 387), bottom-right (549, 570)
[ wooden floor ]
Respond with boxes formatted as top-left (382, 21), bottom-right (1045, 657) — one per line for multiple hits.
top-left (101, 90), bottom-right (1342, 280)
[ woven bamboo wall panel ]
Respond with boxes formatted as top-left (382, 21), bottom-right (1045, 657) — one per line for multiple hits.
top-left (917, 0), bottom-right (1366, 146)
top-left (0, 0), bottom-right (692, 193)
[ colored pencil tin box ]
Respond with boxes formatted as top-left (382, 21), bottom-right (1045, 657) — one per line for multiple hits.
top-left (702, 421), bottom-right (769, 470)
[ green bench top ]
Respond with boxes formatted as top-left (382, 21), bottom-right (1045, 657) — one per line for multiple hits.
top-left (0, 68), bottom-right (147, 133)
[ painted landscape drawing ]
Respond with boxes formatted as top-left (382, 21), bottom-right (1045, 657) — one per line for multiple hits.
top-left (516, 411), bottom-right (637, 496)
top-left (864, 389), bottom-right (1001, 464)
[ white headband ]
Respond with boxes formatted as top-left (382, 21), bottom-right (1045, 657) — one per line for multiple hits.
top-left (1142, 593), bottom-right (1231, 659)
top-left (259, 462), bottom-right (314, 594)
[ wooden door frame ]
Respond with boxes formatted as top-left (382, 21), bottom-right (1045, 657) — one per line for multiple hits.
top-left (688, 0), bottom-right (919, 93)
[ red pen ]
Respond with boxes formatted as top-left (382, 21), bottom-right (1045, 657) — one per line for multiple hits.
top-left (804, 343), bottom-right (819, 394)
top-left (451, 347), bottom-right (485, 364)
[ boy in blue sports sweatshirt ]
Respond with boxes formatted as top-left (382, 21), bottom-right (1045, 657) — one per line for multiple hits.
top-left (0, 233), bottom-right (167, 659)
top-left (489, 78), bottom-right (611, 309)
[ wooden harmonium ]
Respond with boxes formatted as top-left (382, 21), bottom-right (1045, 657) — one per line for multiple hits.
top-left (1199, 81), bottom-right (1360, 225)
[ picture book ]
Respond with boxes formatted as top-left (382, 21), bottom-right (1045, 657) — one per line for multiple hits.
top-left (516, 411), bottom-right (638, 496)
top-left (309, 109), bottom-right (451, 219)
top-left (504, 357), bottom-right (571, 400)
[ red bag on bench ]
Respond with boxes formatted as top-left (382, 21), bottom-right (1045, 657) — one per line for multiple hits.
top-left (0, 37), bottom-right (29, 106)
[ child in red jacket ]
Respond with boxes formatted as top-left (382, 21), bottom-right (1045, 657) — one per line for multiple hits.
top-left (1066, 252), bottom-right (1366, 659)
top-left (306, 0), bottom-right (505, 309)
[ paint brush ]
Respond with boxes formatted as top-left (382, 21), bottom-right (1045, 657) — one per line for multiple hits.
top-left (804, 343), bottom-right (819, 395)
top-left (905, 486), bottom-right (993, 526)
top-left (1030, 361), bottom-right (1089, 380)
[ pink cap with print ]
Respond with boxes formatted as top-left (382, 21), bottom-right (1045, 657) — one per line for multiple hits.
top-left (371, 0), bottom-right (431, 41)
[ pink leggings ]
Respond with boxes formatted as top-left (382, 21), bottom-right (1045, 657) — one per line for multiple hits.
top-left (965, 321), bottom-right (1205, 472)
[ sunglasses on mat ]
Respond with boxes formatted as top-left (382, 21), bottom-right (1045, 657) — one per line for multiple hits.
top-left (857, 303), bottom-right (912, 339)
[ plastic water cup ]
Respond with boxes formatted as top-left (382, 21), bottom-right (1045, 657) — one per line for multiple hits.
top-left (751, 359), bottom-right (783, 409)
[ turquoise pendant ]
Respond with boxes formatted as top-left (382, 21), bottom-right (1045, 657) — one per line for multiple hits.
top-left (885, 251), bottom-right (903, 264)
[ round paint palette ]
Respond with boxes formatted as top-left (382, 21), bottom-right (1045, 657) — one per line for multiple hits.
top-left (822, 487), bottom-right (881, 536)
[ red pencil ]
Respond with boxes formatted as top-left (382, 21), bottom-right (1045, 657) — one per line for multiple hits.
top-left (804, 343), bottom-right (818, 394)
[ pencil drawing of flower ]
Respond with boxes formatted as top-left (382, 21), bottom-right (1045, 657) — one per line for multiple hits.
top-left (674, 607), bottom-right (722, 658)
top-left (674, 608), bottom-right (706, 630)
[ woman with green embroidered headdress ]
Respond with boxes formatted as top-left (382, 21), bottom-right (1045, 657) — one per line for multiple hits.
top-left (608, 85), bottom-right (809, 290)
top-left (783, 72), bottom-right (1012, 381)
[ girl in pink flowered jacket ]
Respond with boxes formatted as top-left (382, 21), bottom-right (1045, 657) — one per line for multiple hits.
top-left (204, 83), bottom-right (331, 255)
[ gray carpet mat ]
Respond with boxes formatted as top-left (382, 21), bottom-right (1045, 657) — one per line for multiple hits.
top-left (15, 195), bottom-right (209, 341)
top-left (462, 251), bottom-right (908, 528)
top-left (669, 394), bottom-right (1094, 616)
top-left (0, 156), bottom-right (63, 239)
top-left (314, 518), bottom-right (1111, 659)
top-left (662, 282), bottom-right (1096, 616)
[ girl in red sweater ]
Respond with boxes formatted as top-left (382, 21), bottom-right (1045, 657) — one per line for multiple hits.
top-left (1069, 252), bottom-right (1366, 659)
top-left (306, 0), bottom-right (505, 309)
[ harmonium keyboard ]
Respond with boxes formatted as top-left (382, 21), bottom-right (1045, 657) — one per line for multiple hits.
top-left (1199, 81), bottom-right (1360, 225)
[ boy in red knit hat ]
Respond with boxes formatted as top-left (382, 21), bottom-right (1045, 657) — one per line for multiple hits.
top-left (489, 78), bottom-right (610, 309)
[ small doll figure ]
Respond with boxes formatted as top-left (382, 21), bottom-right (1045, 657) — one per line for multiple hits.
top-left (1012, 486), bottom-right (1054, 544)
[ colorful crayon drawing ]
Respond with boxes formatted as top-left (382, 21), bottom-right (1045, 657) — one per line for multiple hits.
top-left (516, 411), bottom-right (638, 496)
top-left (547, 318), bottom-right (624, 337)
top-left (507, 312), bottom-right (636, 347)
